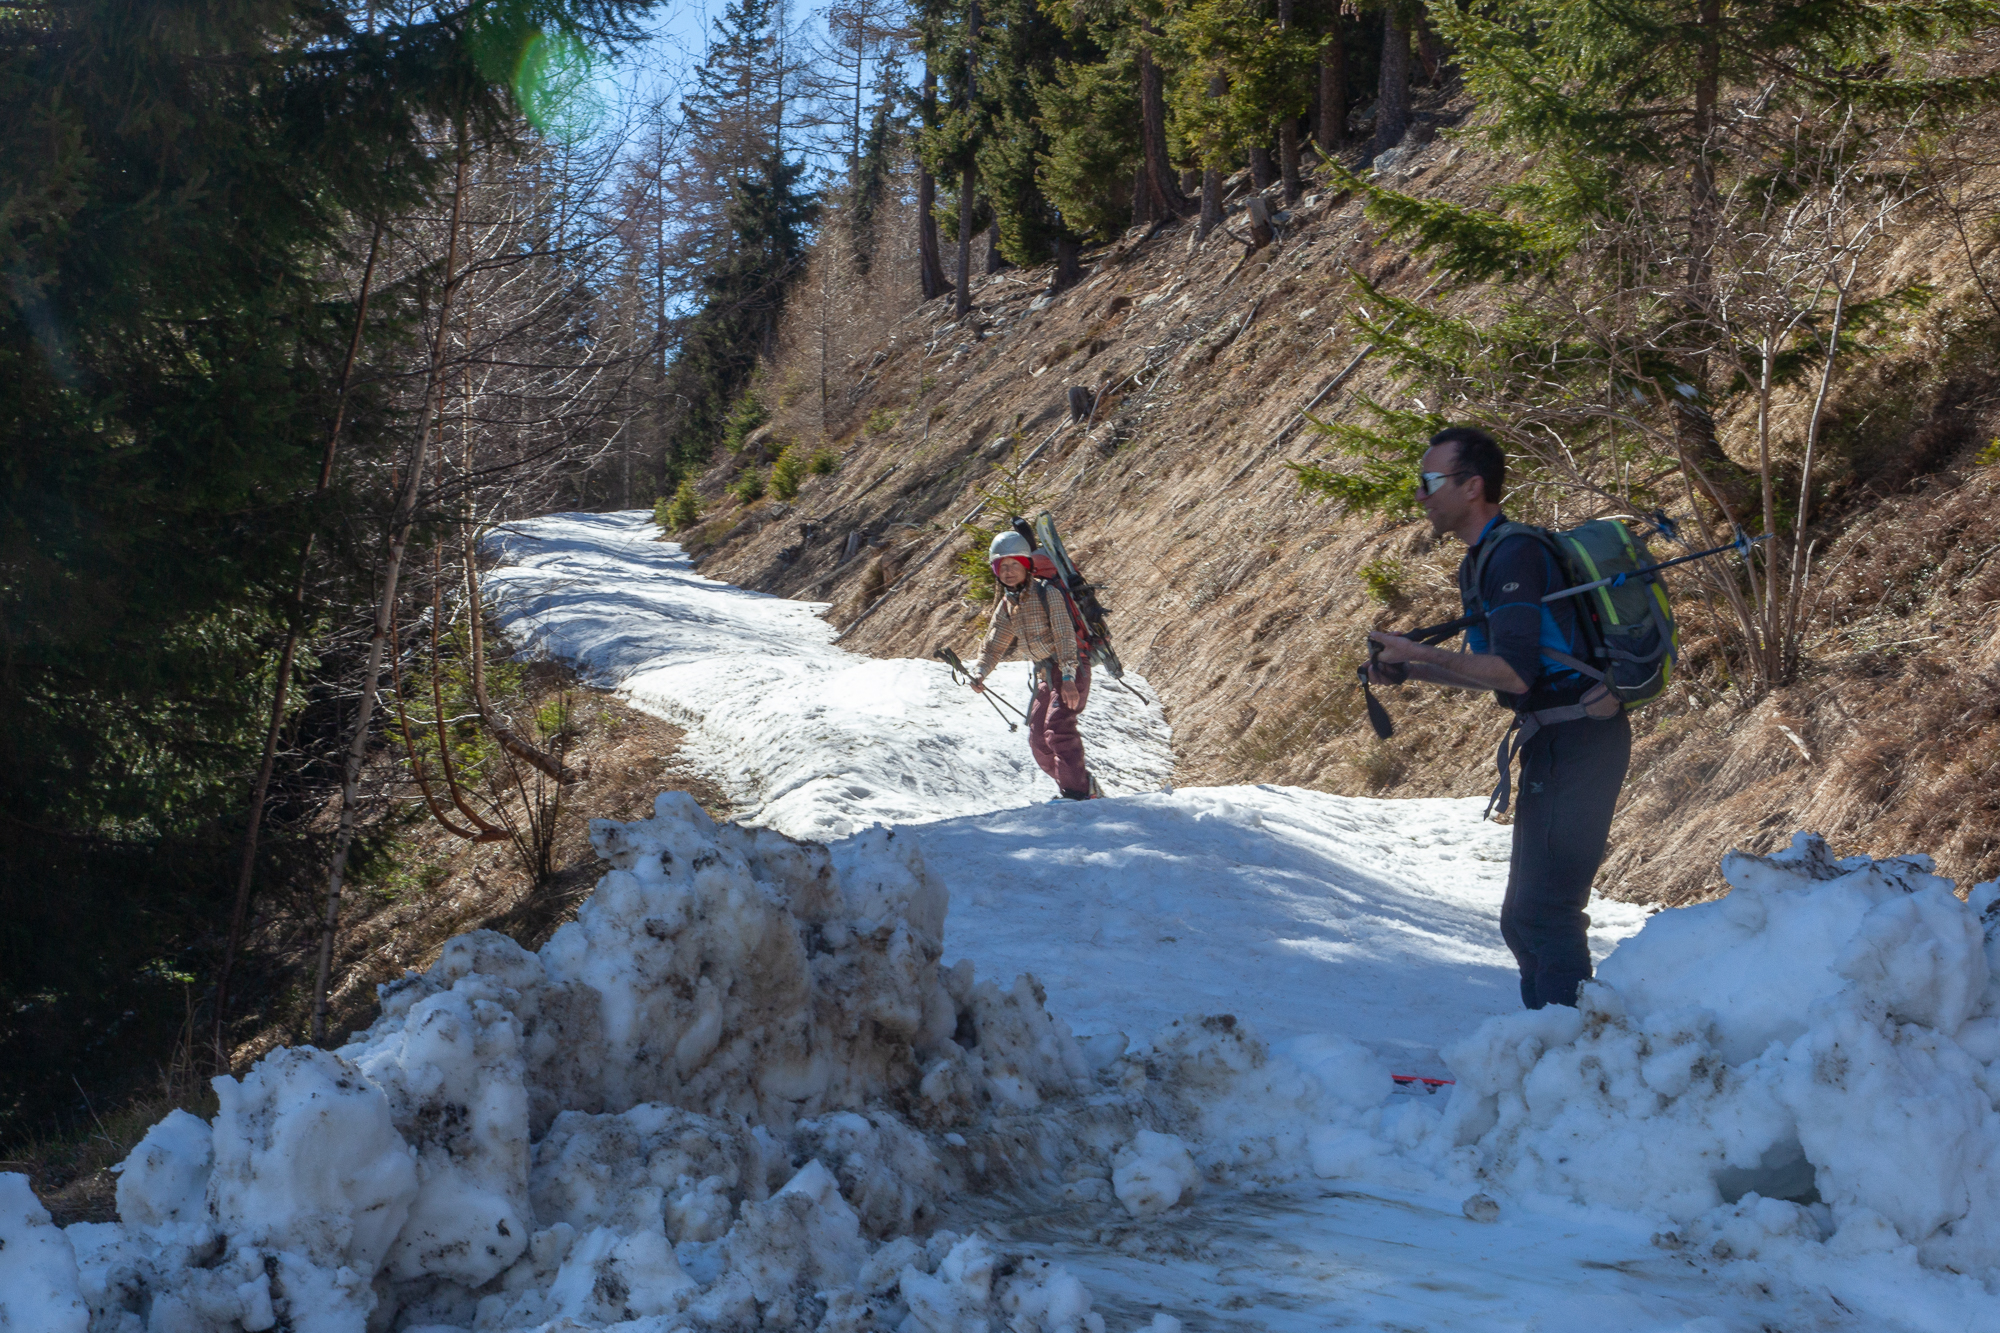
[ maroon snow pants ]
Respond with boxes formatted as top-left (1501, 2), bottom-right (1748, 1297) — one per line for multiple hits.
top-left (1027, 660), bottom-right (1091, 791)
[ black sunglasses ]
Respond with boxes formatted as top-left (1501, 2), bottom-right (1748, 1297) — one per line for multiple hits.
top-left (1417, 469), bottom-right (1473, 497)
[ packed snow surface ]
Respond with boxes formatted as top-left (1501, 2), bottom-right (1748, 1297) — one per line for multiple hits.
top-left (480, 512), bottom-right (1172, 839)
top-left (8, 511), bottom-right (2000, 1333)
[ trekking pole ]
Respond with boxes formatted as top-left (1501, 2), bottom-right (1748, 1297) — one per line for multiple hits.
top-left (1101, 662), bottom-right (1153, 706)
top-left (941, 652), bottom-right (1030, 723)
top-left (935, 647), bottom-right (1023, 730)
top-left (1540, 529), bottom-right (1772, 603)
top-left (1355, 612), bottom-right (1483, 740)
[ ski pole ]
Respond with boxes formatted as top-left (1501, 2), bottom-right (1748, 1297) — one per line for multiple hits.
top-left (935, 647), bottom-right (1023, 730)
top-left (1540, 530), bottom-right (1772, 603)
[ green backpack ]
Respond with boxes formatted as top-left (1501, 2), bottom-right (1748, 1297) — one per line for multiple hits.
top-left (1469, 518), bottom-right (1679, 709)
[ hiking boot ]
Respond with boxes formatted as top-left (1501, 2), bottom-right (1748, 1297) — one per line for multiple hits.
top-left (1055, 784), bottom-right (1094, 801)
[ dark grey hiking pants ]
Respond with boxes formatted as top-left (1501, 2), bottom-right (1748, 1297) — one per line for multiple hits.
top-left (1502, 710), bottom-right (1632, 1009)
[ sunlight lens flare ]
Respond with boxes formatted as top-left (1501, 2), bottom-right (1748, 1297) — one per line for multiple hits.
top-left (514, 29), bottom-right (608, 142)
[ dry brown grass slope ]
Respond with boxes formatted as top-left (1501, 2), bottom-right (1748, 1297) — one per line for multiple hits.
top-left (677, 117), bottom-right (2000, 910)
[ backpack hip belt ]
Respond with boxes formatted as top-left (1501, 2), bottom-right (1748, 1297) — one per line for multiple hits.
top-left (1487, 680), bottom-right (1618, 818)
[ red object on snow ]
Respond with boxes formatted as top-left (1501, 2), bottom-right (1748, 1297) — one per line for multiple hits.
top-left (1391, 1074), bottom-right (1455, 1087)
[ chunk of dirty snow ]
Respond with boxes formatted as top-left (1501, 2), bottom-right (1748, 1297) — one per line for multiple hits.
top-left (1112, 1131), bottom-right (1201, 1217)
top-left (0, 1174), bottom-right (89, 1333)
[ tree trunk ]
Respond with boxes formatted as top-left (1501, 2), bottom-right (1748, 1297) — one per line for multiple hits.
top-left (1131, 168), bottom-right (1149, 227)
top-left (1249, 145), bottom-right (1275, 190)
top-left (1275, 0), bottom-right (1301, 200)
top-left (1690, 0), bottom-right (1721, 275)
top-left (955, 0), bottom-right (980, 319)
top-left (1198, 73), bottom-right (1227, 241)
top-left (1671, 0), bottom-right (1728, 546)
top-left (213, 222), bottom-right (383, 1067)
top-left (311, 143), bottom-right (470, 1047)
top-left (1050, 235), bottom-right (1083, 295)
top-left (918, 168), bottom-right (948, 298)
top-left (956, 166), bottom-right (975, 317)
top-left (984, 216), bottom-right (1008, 273)
top-left (1317, 19), bottom-right (1348, 150)
top-left (1375, 7), bottom-right (1412, 155)
top-left (918, 69), bottom-right (949, 300)
top-left (1138, 38), bottom-right (1193, 218)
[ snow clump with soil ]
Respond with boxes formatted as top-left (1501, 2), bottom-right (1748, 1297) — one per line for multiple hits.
top-left (1331, 832), bottom-right (2000, 1286)
top-left (2, 793), bottom-right (1140, 1333)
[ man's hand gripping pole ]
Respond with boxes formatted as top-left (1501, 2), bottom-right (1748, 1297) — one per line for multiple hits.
top-left (1356, 614), bottom-right (1481, 739)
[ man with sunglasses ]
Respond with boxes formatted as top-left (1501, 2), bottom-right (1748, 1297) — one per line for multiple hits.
top-left (1363, 426), bottom-right (1630, 1010)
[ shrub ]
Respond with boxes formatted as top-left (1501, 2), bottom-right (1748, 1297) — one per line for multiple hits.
top-left (723, 390), bottom-right (767, 454)
top-left (662, 479), bottom-right (702, 530)
top-left (865, 406), bottom-right (901, 435)
top-left (957, 542), bottom-right (997, 604)
top-left (808, 447), bottom-right (840, 476)
top-left (1359, 557), bottom-right (1405, 604)
top-left (770, 446), bottom-right (805, 501)
top-left (535, 693), bottom-right (579, 743)
top-left (730, 467), bottom-right (766, 504)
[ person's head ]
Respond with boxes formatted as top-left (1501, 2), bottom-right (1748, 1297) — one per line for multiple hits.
top-left (988, 529), bottom-right (1033, 589)
top-left (1417, 426), bottom-right (1505, 542)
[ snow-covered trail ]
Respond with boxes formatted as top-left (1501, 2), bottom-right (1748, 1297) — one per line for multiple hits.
top-left (483, 511), bottom-right (1647, 1073)
top-left (485, 512), bottom-right (1174, 840)
top-left (918, 788), bottom-right (1649, 1075)
top-left (474, 512), bottom-right (1817, 1331)
top-left (15, 508), bottom-right (1993, 1333)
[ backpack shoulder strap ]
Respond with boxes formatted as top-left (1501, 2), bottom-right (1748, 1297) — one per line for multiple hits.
top-left (1465, 521), bottom-right (1557, 613)
top-left (1039, 578), bottom-right (1090, 640)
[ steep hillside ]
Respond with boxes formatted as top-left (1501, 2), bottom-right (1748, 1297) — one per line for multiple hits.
top-left (681, 115), bottom-right (2000, 908)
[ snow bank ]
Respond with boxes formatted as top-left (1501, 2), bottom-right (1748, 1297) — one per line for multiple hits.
top-left (15, 793), bottom-right (1137, 1333)
top-left (1372, 833), bottom-right (2000, 1285)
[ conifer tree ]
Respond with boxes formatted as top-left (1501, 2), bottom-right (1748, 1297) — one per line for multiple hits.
top-left (849, 59), bottom-right (907, 275)
top-left (914, 0), bottom-right (985, 314)
top-left (662, 0), bottom-right (819, 474)
top-left (1164, 0), bottom-right (1317, 225)
top-left (1305, 0), bottom-right (2000, 693)
top-left (1038, 44), bottom-right (1146, 240)
top-left (973, 0), bottom-right (1096, 288)
top-left (0, 0), bottom-right (648, 1114)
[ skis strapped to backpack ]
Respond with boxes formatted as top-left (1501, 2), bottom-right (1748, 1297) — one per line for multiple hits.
top-left (1008, 512), bottom-right (1146, 700)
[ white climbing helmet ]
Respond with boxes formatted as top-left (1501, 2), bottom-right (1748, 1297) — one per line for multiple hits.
top-left (988, 530), bottom-right (1032, 565)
